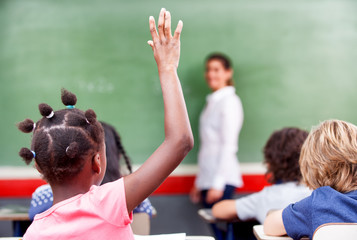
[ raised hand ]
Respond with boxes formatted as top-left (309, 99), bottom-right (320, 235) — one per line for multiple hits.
top-left (148, 8), bottom-right (183, 71)
top-left (124, 9), bottom-right (193, 214)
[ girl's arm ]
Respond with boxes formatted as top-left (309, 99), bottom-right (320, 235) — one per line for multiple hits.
top-left (263, 209), bottom-right (287, 236)
top-left (124, 8), bottom-right (193, 213)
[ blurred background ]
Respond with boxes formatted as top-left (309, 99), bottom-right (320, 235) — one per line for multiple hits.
top-left (1, 0), bottom-right (357, 237)
top-left (1, 0), bottom-right (357, 166)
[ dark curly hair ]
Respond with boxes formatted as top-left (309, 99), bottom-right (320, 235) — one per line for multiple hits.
top-left (17, 89), bottom-right (104, 184)
top-left (263, 127), bottom-right (308, 184)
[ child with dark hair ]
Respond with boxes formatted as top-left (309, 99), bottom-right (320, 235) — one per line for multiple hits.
top-left (18, 8), bottom-right (193, 239)
top-left (28, 121), bottom-right (153, 222)
top-left (100, 121), bottom-right (132, 183)
top-left (211, 128), bottom-right (311, 238)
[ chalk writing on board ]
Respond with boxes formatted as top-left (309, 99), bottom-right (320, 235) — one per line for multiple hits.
top-left (78, 78), bottom-right (114, 93)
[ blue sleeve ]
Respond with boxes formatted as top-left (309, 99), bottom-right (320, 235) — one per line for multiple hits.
top-left (28, 185), bottom-right (53, 220)
top-left (133, 198), bottom-right (153, 218)
top-left (282, 195), bottom-right (312, 240)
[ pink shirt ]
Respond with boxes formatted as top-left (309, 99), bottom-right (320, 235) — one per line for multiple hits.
top-left (23, 178), bottom-right (134, 240)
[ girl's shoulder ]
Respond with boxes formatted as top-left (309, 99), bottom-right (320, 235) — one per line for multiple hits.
top-left (89, 178), bottom-right (125, 198)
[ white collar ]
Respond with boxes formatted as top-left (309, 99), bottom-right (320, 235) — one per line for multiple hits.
top-left (206, 86), bottom-right (235, 102)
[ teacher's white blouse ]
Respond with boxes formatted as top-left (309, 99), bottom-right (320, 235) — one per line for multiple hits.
top-left (195, 86), bottom-right (244, 190)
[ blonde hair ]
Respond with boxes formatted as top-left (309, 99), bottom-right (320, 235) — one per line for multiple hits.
top-left (300, 120), bottom-right (357, 193)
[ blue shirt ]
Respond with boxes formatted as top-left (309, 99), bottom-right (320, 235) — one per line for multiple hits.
top-left (133, 198), bottom-right (154, 218)
top-left (29, 184), bottom-right (53, 221)
top-left (282, 186), bottom-right (357, 240)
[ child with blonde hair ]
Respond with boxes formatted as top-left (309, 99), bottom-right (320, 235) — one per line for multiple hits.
top-left (264, 120), bottom-right (357, 240)
top-left (18, 8), bottom-right (193, 239)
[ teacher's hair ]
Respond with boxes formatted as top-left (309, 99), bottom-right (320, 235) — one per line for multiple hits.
top-left (206, 53), bottom-right (234, 86)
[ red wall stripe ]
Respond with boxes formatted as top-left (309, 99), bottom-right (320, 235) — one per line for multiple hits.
top-left (0, 179), bottom-right (47, 198)
top-left (152, 174), bottom-right (270, 195)
top-left (0, 175), bottom-right (270, 198)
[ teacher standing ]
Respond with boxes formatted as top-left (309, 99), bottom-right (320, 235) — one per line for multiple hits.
top-left (191, 53), bottom-right (244, 208)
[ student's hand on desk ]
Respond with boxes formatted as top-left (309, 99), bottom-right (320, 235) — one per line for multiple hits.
top-left (147, 8), bottom-right (183, 72)
top-left (206, 188), bottom-right (224, 204)
top-left (263, 209), bottom-right (286, 236)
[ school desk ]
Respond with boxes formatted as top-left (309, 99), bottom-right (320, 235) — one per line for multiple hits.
top-left (0, 238), bottom-right (22, 240)
top-left (134, 234), bottom-right (214, 240)
top-left (253, 225), bottom-right (293, 240)
top-left (185, 237), bottom-right (215, 240)
top-left (0, 236), bottom-right (214, 240)
top-left (253, 225), bottom-right (309, 240)
top-left (198, 208), bottom-right (238, 240)
top-left (0, 205), bottom-right (29, 221)
top-left (198, 209), bottom-right (217, 223)
top-left (0, 205), bottom-right (30, 237)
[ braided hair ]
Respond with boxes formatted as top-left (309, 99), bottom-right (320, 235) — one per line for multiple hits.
top-left (17, 89), bottom-right (104, 184)
top-left (100, 122), bottom-right (132, 184)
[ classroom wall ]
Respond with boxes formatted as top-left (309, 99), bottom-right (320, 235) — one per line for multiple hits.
top-left (1, 0), bottom-right (357, 167)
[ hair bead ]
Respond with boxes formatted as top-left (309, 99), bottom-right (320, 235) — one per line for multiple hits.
top-left (84, 109), bottom-right (97, 124)
top-left (66, 105), bottom-right (75, 109)
top-left (46, 111), bottom-right (55, 118)
top-left (66, 142), bottom-right (78, 159)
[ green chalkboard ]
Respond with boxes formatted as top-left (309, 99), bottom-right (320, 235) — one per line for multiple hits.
top-left (1, 0), bottom-right (357, 166)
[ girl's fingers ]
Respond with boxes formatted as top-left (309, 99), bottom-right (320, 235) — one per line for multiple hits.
top-left (150, 9), bottom-right (180, 46)
top-left (173, 20), bottom-right (183, 40)
top-left (149, 16), bottom-right (159, 43)
top-left (164, 11), bottom-right (172, 39)
top-left (147, 40), bottom-right (154, 50)
top-left (157, 8), bottom-right (166, 41)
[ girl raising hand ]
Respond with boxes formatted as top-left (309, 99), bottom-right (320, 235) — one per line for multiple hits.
top-left (20, 9), bottom-right (193, 240)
